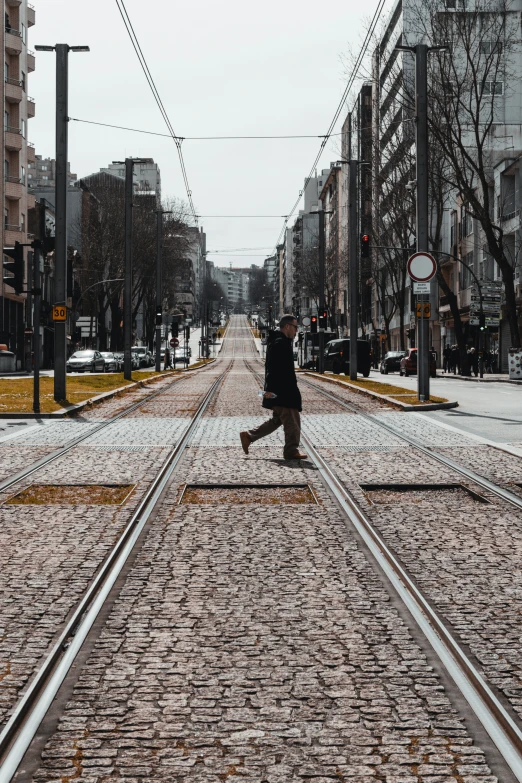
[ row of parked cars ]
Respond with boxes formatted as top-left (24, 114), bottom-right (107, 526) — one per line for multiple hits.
top-left (380, 349), bottom-right (437, 377)
top-left (66, 346), bottom-right (191, 373)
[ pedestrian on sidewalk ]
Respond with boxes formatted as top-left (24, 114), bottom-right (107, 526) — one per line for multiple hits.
top-left (443, 345), bottom-right (451, 373)
top-left (240, 314), bottom-right (307, 460)
top-left (164, 347), bottom-right (172, 370)
top-left (468, 346), bottom-right (479, 377)
top-left (450, 344), bottom-right (459, 374)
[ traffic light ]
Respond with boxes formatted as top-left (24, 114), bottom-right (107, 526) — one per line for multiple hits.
top-left (361, 234), bottom-right (370, 259)
top-left (318, 309), bottom-right (328, 329)
top-left (479, 312), bottom-right (486, 330)
top-left (156, 308), bottom-right (162, 326)
top-left (185, 325), bottom-right (190, 341)
top-left (3, 242), bottom-right (24, 295)
top-left (171, 320), bottom-right (179, 338)
top-left (310, 315), bottom-right (318, 334)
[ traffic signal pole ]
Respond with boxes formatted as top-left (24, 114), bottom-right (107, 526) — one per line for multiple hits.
top-left (123, 159), bottom-right (134, 381)
top-left (349, 160), bottom-right (358, 380)
top-left (155, 210), bottom-right (163, 373)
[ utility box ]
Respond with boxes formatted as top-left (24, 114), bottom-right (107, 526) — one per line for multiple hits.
top-left (0, 350), bottom-right (16, 373)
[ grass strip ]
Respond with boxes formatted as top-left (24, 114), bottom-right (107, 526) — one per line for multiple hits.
top-left (310, 373), bottom-right (448, 405)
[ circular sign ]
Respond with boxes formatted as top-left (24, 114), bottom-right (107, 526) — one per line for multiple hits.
top-left (407, 252), bottom-right (437, 282)
top-left (302, 316), bottom-right (311, 327)
top-left (170, 337), bottom-right (179, 347)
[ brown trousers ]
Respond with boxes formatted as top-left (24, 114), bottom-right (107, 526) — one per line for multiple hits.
top-left (248, 405), bottom-right (301, 459)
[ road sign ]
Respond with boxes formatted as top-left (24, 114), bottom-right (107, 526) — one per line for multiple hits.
top-left (302, 316), bottom-right (311, 327)
top-left (413, 281), bottom-right (431, 294)
top-left (408, 252), bottom-right (437, 282)
top-left (170, 337), bottom-right (179, 347)
top-left (416, 302), bottom-right (431, 319)
top-left (52, 305), bottom-right (67, 322)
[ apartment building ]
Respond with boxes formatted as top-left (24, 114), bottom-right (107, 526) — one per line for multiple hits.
top-left (100, 159), bottom-right (161, 197)
top-left (28, 154), bottom-right (77, 189)
top-left (1, 0), bottom-right (35, 362)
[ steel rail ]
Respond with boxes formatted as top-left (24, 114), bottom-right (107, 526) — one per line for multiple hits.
top-left (243, 357), bottom-right (522, 780)
top-left (0, 368), bottom-right (211, 496)
top-left (0, 362), bottom-right (230, 780)
top-left (300, 374), bottom-right (522, 512)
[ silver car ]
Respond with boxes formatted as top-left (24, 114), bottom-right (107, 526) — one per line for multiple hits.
top-left (100, 352), bottom-right (118, 372)
top-left (66, 350), bottom-right (105, 373)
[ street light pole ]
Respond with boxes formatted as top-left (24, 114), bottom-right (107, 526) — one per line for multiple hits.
top-left (349, 160), bottom-right (358, 380)
top-left (318, 207), bottom-right (325, 374)
top-left (124, 159), bottom-right (134, 380)
top-left (155, 209), bottom-right (172, 372)
top-left (35, 44), bottom-right (89, 401)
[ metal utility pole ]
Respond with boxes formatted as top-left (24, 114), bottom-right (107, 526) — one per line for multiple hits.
top-left (33, 202), bottom-right (46, 414)
top-left (349, 160), bottom-right (358, 380)
top-left (154, 209), bottom-right (172, 372)
top-left (415, 43), bottom-right (430, 401)
top-left (124, 159), bottom-right (134, 380)
top-left (35, 44), bottom-right (89, 401)
top-left (318, 208), bottom-right (326, 374)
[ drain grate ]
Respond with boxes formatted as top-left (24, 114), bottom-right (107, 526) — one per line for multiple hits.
top-left (92, 445), bottom-right (151, 452)
top-left (360, 482), bottom-right (489, 505)
top-left (179, 483), bottom-right (318, 505)
top-left (6, 483), bottom-right (135, 505)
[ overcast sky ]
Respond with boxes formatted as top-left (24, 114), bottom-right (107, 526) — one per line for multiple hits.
top-left (30, 0), bottom-right (388, 268)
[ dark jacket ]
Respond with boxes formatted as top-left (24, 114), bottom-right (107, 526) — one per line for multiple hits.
top-left (263, 330), bottom-right (302, 411)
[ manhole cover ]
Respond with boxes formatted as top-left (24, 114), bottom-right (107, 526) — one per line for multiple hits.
top-left (359, 483), bottom-right (488, 505)
top-left (6, 484), bottom-right (135, 505)
top-left (179, 483), bottom-right (318, 505)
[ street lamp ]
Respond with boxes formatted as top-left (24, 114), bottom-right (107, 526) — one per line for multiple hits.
top-left (34, 44), bottom-right (90, 401)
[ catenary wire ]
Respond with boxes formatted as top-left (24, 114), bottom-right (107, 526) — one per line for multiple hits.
top-left (272, 0), bottom-right (388, 250)
top-left (68, 117), bottom-right (340, 141)
top-left (114, 0), bottom-right (197, 223)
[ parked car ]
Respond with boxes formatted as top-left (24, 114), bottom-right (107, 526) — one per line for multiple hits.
top-left (399, 348), bottom-right (437, 377)
top-left (380, 351), bottom-right (408, 374)
top-left (323, 339), bottom-right (372, 377)
top-left (113, 352), bottom-right (124, 371)
top-left (131, 346), bottom-right (154, 368)
top-left (66, 350), bottom-right (105, 373)
top-left (100, 352), bottom-right (118, 372)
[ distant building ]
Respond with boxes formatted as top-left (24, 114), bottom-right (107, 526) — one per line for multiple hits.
top-left (100, 159), bottom-right (161, 197)
top-left (28, 154), bottom-right (77, 189)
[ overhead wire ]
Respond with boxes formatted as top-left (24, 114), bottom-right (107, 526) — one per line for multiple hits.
top-left (114, 0), bottom-right (197, 223)
top-left (272, 0), bottom-right (388, 250)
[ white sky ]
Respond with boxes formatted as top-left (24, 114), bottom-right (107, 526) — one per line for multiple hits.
top-left (30, 0), bottom-right (387, 268)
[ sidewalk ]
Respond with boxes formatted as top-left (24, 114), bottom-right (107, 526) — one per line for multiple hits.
top-left (437, 371), bottom-right (522, 385)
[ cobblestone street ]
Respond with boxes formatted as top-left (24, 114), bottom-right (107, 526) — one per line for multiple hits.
top-left (2, 318), bottom-right (519, 781)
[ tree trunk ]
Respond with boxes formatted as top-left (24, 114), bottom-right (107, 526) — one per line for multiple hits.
top-left (502, 269), bottom-right (520, 349)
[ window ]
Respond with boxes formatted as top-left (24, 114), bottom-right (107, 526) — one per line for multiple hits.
top-left (480, 41), bottom-right (502, 56)
top-left (462, 205), bottom-right (473, 236)
top-left (21, 23), bottom-right (26, 44)
top-left (483, 81), bottom-right (503, 96)
top-left (41, 165), bottom-right (47, 171)
top-left (4, 159), bottom-right (8, 179)
top-left (21, 72), bottom-right (25, 91)
top-left (4, 110), bottom-right (9, 130)
top-left (460, 252), bottom-right (474, 289)
top-left (42, 175), bottom-right (49, 180)
top-left (21, 118), bottom-right (25, 137)
top-left (21, 213), bottom-right (25, 232)
top-left (4, 62), bottom-right (8, 81)
top-left (4, 208), bottom-right (8, 228)
top-left (20, 165), bottom-right (25, 184)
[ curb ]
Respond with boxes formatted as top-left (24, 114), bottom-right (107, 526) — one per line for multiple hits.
top-left (0, 360), bottom-right (216, 420)
top-left (438, 374), bottom-right (522, 386)
top-left (304, 373), bottom-right (459, 412)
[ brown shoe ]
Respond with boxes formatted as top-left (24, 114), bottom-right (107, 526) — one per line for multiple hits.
top-left (285, 452), bottom-right (308, 460)
top-left (240, 431), bottom-right (252, 454)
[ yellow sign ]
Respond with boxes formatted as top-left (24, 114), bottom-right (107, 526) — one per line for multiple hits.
top-left (416, 302), bottom-right (431, 319)
top-left (52, 305), bottom-right (67, 322)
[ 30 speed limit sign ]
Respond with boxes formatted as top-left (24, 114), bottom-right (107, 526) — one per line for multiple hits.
top-left (52, 305), bottom-right (67, 321)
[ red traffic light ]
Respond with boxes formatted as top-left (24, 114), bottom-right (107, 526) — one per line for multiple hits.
top-left (361, 234), bottom-right (370, 258)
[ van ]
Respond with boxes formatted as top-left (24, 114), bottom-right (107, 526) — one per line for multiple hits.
top-left (323, 339), bottom-right (371, 377)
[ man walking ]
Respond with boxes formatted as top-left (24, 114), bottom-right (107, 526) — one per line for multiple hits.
top-left (240, 314), bottom-right (307, 460)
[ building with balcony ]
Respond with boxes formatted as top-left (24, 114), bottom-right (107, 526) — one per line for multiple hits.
top-left (1, 0), bottom-right (36, 363)
top-left (100, 159), bottom-right (161, 198)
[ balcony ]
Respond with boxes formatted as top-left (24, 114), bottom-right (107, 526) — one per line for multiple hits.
top-left (5, 0), bottom-right (22, 6)
top-left (27, 50), bottom-right (35, 73)
top-left (27, 96), bottom-right (35, 118)
top-left (27, 3), bottom-right (35, 26)
top-left (5, 29), bottom-right (22, 56)
top-left (4, 223), bottom-right (21, 245)
top-left (5, 77), bottom-right (22, 103)
top-left (5, 126), bottom-right (22, 151)
top-left (5, 177), bottom-right (23, 200)
top-left (458, 287), bottom-right (471, 310)
top-left (27, 141), bottom-right (35, 163)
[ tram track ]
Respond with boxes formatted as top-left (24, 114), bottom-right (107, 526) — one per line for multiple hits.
top-left (0, 359), bottom-right (233, 780)
top-left (243, 354), bottom-right (522, 780)
top-left (0, 362), bottom-right (219, 496)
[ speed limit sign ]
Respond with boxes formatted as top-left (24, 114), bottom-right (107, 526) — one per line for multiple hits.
top-left (52, 305), bottom-right (67, 321)
top-left (170, 337), bottom-right (179, 347)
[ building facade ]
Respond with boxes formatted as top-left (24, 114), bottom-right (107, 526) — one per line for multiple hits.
top-left (28, 154), bottom-right (77, 189)
top-left (1, 0), bottom-right (36, 363)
